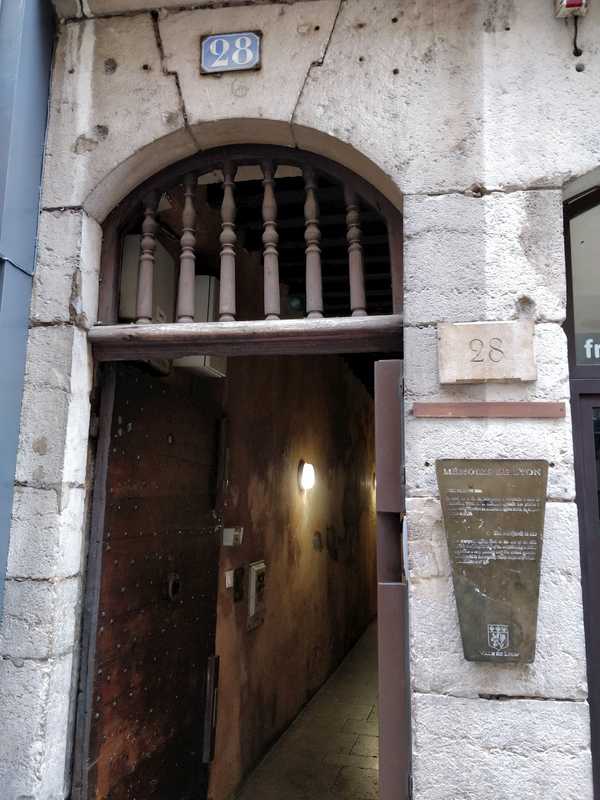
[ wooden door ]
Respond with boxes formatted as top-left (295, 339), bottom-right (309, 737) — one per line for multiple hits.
top-left (81, 364), bottom-right (223, 800)
top-left (374, 360), bottom-right (411, 800)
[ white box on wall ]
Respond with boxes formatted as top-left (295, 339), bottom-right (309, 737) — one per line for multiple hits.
top-left (174, 275), bottom-right (227, 378)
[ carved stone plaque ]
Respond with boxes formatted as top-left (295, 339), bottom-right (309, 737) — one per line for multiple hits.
top-left (438, 320), bottom-right (536, 384)
top-left (436, 459), bottom-right (548, 663)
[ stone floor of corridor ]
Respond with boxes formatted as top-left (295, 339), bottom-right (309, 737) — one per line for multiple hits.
top-left (236, 623), bottom-right (379, 800)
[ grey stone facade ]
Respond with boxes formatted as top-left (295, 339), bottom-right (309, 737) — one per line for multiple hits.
top-left (2, 1), bottom-right (598, 797)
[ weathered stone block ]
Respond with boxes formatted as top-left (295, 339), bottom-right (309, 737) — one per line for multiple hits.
top-left (413, 694), bottom-right (593, 800)
top-left (478, 2), bottom-right (600, 191)
top-left (16, 326), bottom-right (93, 489)
top-left (7, 486), bottom-right (85, 580)
top-left (405, 323), bottom-right (570, 403)
top-left (86, 0), bottom-right (233, 12)
top-left (0, 653), bottom-right (73, 798)
top-left (159, 2), bottom-right (339, 145)
top-left (15, 384), bottom-right (70, 487)
top-left (62, 389), bottom-right (92, 487)
top-left (407, 499), bottom-right (586, 699)
top-left (408, 498), bottom-right (581, 581)
top-left (294, 0), bottom-right (485, 194)
top-left (0, 577), bottom-right (80, 660)
top-left (23, 325), bottom-right (78, 391)
top-left (32, 209), bottom-right (102, 327)
top-left (53, 0), bottom-right (82, 18)
top-left (296, 1), bottom-right (600, 194)
top-left (43, 650), bottom-right (75, 798)
top-left (42, 15), bottom-right (196, 218)
top-left (405, 414), bottom-right (575, 501)
top-left (409, 570), bottom-right (587, 700)
top-left (403, 191), bottom-right (566, 325)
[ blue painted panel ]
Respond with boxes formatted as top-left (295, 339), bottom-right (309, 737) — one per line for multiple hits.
top-left (0, 260), bottom-right (32, 586)
top-left (0, 0), bottom-right (54, 272)
top-left (0, 1), bottom-right (54, 616)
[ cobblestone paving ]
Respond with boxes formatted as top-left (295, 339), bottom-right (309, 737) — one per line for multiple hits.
top-left (236, 623), bottom-right (379, 800)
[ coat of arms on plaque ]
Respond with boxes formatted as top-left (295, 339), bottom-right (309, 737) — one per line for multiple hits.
top-left (436, 459), bottom-right (547, 663)
top-left (488, 624), bottom-right (510, 652)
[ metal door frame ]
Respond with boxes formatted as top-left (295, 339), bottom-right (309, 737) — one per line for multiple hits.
top-left (571, 384), bottom-right (600, 797)
top-left (375, 359), bottom-right (411, 800)
top-left (565, 189), bottom-right (600, 797)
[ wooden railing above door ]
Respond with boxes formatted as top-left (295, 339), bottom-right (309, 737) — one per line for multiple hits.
top-left (90, 145), bottom-right (403, 361)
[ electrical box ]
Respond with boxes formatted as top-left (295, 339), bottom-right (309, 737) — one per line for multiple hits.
top-left (119, 234), bottom-right (176, 323)
top-left (555, 0), bottom-right (588, 17)
top-left (174, 275), bottom-right (227, 378)
top-left (247, 560), bottom-right (266, 630)
top-left (221, 526), bottom-right (244, 547)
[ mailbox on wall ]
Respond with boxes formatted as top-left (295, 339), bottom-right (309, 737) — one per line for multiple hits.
top-left (248, 560), bottom-right (266, 630)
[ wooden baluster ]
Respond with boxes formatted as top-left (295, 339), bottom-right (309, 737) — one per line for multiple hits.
top-left (219, 161), bottom-right (237, 322)
top-left (176, 173), bottom-right (197, 323)
top-left (345, 186), bottom-right (367, 316)
top-left (262, 161), bottom-right (280, 320)
top-left (304, 167), bottom-right (323, 318)
top-left (136, 191), bottom-right (159, 324)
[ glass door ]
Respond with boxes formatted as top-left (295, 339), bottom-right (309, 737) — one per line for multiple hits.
top-left (575, 394), bottom-right (600, 797)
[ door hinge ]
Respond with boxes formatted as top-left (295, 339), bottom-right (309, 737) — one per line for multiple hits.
top-left (408, 772), bottom-right (414, 800)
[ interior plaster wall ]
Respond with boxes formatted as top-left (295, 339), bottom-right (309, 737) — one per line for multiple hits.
top-left (211, 353), bottom-right (377, 800)
top-left (2, 1), bottom-right (600, 797)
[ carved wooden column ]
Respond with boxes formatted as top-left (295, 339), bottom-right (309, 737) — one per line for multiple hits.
top-left (304, 167), bottom-right (323, 319)
top-left (345, 186), bottom-right (367, 316)
top-left (219, 161), bottom-right (237, 322)
top-left (135, 192), bottom-right (159, 324)
top-left (176, 173), bottom-right (197, 323)
top-left (262, 161), bottom-right (280, 320)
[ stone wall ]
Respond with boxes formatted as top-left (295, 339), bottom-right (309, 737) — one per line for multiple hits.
top-left (2, 1), bottom-right (600, 797)
top-left (211, 353), bottom-right (376, 800)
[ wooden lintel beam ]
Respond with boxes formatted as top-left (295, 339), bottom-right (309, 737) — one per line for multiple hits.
top-left (89, 314), bottom-right (403, 361)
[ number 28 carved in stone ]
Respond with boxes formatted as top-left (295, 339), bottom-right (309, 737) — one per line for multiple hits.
top-left (469, 337), bottom-right (505, 363)
top-left (437, 321), bottom-right (536, 384)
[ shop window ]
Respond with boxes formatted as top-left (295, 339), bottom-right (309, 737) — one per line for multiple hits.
top-left (568, 196), bottom-right (600, 365)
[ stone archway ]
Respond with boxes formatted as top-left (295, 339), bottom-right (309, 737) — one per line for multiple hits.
top-left (73, 138), bottom-right (407, 800)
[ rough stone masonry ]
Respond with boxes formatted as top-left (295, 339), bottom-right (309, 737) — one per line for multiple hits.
top-left (1, 1), bottom-right (598, 797)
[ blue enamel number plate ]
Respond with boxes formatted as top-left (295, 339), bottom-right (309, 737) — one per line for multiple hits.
top-left (201, 31), bottom-right (262, 74)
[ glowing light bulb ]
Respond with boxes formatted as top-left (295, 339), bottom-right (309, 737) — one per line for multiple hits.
top-left (298, 461), bottom-right (316, 492)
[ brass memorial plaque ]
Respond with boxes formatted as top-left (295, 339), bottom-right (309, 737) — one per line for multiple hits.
top-left (436, 459), bottom-right (548, 663)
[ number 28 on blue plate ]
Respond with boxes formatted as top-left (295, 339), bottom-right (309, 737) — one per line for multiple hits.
top-left (201, 32), bottom-right (262, 74)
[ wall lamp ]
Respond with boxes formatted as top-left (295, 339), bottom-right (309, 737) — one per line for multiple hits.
top-left (298, 460), bottom-right (316, 492)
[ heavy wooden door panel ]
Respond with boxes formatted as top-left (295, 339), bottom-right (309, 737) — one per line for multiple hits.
top-left (374, 360), bottom-right (410, 800)
top-left (85, 365), bottom-right (222, 800)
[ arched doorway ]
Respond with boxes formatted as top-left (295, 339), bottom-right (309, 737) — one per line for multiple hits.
top-left (74, 145), bottom-right (407, 800)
